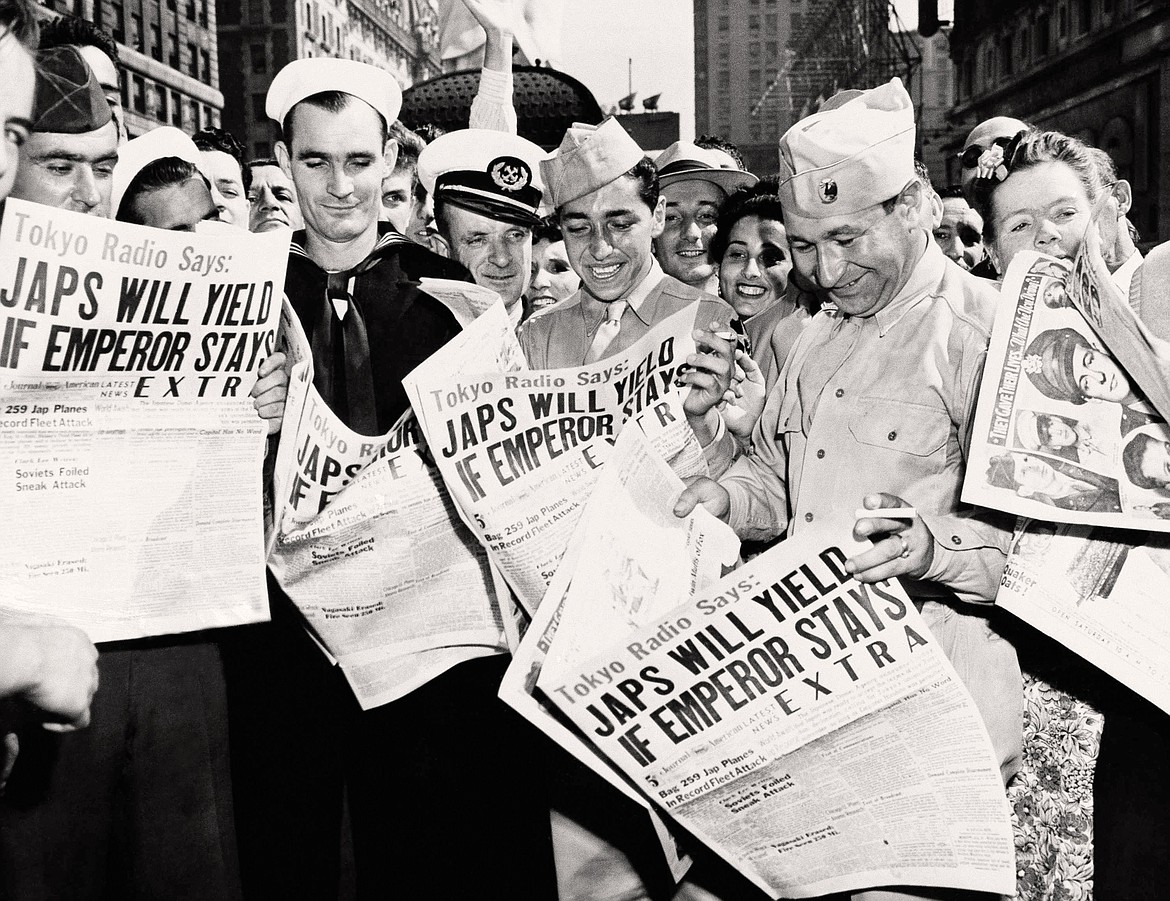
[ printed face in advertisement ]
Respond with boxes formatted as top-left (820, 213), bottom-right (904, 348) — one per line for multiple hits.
top-left (1070, 342), bottom-right (1132, 404)
top-left (559, 175), bottom-right (665, 303)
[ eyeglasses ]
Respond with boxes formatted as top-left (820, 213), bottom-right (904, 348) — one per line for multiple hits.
top-left (958, 135), bottom-right (1015, 169)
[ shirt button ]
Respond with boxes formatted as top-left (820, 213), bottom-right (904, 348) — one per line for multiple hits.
top-left (951, 535), bottom-right (962, 545)
top-left (805, 512), bottom-right (814, 523)
top-left (835, 388), bottom-right (844, 398)
top-left (816, 449), bottom-right (825, 459)
top-left (887, 430), bottom-right (897, 441)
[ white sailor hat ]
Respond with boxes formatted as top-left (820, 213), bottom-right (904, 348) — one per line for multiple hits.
top-left (418, 129), bottom-right (545, 227)
top-left (777, 78), bottom-right (916, 218)
top-left (112, 126), bottom-right (211, 220)
top-left (265, 58), bottom-right (402, 130)
top-left (654, 141), bottom-right (757, 194)
top-left (541, 117), bottom-right (645, 209)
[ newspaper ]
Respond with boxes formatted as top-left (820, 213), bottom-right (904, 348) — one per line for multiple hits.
top-left (405, 303), bottom-right (710, 612)
top-left (499, 425), bottom-right (740, 883)
top-left (417, 277), bottom-right (505, 327)
top-left (539, 526), bottom-right (1015, 899)
top-left (0, 200), bottom-right (284, 641)
top-left (1068, 220), bottom-right (1170, 420)
top-left (1000, 519), bottom-right (1170, 715)
top-left (963, 250), bottom-right (1170, 531)
top-left (268, 303), bottom-right (508, 708)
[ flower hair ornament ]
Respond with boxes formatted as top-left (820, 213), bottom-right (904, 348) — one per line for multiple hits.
top-left (970, 129), bottom-right (1029, 207)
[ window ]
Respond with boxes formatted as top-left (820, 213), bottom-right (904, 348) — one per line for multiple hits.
top-left (270, 0), bottom-right (285, 22)
top-left (748, 41), bottom-right (760, 59)
top-left (717, 70), bottom-right (730, 91)
top-left (188, 41), bottom-right (198, 76)
top-left (717, 45), bottom-right (729, 63)
top-left (94, 0), bottom-right (103, 29)
top-left (765, 40), bottom-right (777, 58)
top-left (201, 48), bottom-right (211, 81)
top-left (717, 15), bottom-right (728, 30)
top-left (132, 75), bottom-right (146, 113)
top-left (130, 12), bottom-right (143, 50)
top-left (170, 31), bottom-right (180, 68)
top-left (171, 90), bottom-right (182, 126)
top-left (1074, 0), bottom-right (1090, 35)
top-left (1035, 12), bottom-right (1050, 55)
top-left (186, 0), bottom-right (195, 19)
top-left (190, 99), bottom-right (201, 130)
top-left (251, 42), bottom-right (266, 73)
top-left (999, 34), bottom-right (1013, 77)
top-left (1057, 3), bottom-right (1068, 38)
top-left (199, 0), bottom-right (207, 26)
top-left (151, 23), bottom-right (161, 60)
top-left (251, 92), bottom-right (266, 119)
top-left (764, 13), bottom-right (776, 31)
top-left (748, 14), bottom-right (759, 29)
top-left (155, 84), bottom-right (167, 120)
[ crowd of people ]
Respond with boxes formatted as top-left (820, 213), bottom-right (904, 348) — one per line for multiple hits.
top-left (0, 0), bottom-right (1167, 898)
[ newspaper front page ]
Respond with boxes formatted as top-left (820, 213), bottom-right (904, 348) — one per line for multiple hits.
top-left (405, 303), bottom-right (709, 612)
top-left (0, 200), bottom-right (284, 641)
top-left (268, 305), bottom-right (507, 708)
top-left (963, 250), bottom-right (1170, 531)
top-left (1000, 519), bottom-right (1170, 715)
top-left (499, 426), bottom-right (740, 883)
top-left (540, 526), bottom-right (1015, 899)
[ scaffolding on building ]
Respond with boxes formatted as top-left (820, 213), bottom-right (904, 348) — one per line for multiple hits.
top-left (751, 0), bottom-right (921, 126)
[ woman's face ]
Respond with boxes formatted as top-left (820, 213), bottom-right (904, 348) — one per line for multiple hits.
top-left (1014, 454), bottom-right (1061, 497)
top-left (718, 214), bottom-right (791, 319)
top-left (1071, 342), bottom-right (1132, 403)
top-left (1042, 416), bottom-right (1077, 448)
top-left (989, 161), bottom-right (1094, 271)
top-left (0, 31), bottom-right (35, 203)
top-left (527, 238), bottom-right (580, 312)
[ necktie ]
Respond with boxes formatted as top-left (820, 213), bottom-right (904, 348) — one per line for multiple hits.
top-left (311, 260), bottom-right (381, 435)
top-left (584, 300), bottom-right (627, 364)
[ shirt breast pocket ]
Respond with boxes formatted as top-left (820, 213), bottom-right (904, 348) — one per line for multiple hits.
top-left (847, 397), bottom-right (951, 465)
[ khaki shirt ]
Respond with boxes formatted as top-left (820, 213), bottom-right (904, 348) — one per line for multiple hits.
top-left (519, 269), bottom-right (735, 369)
top-left (721, 241), bottom-right (1013, 605)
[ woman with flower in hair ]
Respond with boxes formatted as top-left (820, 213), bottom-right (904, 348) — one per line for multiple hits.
top-left (978, 128), bottom-right (1168, 900)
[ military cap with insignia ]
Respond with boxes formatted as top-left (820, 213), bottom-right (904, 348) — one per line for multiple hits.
top-left (777, 77), bottom-right (916, 218)
top-left (417, 129), bottom-right (545, 227)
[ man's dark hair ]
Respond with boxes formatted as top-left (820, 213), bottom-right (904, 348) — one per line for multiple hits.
top-left (1123, 432), bottom-right (1165, 490)
top-left (532, 216), bottom-right (563, 245)
top-left (695, 134), bottom-right (746, 171)
top-left (708, 176), bottom-right (784, 264)
top-left (2, 0), bottom-right (39, 49)
top-left (556, 156), bottom-right (658, 220)
top-left (412, 122), bottom-right (446, 144)
top-left (389, 121), bottom-right (425, 176)
top-left (193, 126), bottom-right (251, 191)
top-left (246, 156), bottom-right (280, 171)
top-left (37, 14), bottom-right (118, 69)
top-left (118, 157), bottom-right (206, 224)
top-left (282, 91), bottom-right (388, 154)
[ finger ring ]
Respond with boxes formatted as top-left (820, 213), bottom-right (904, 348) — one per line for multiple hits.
top-left (896, 534), bottom-right (911, 559)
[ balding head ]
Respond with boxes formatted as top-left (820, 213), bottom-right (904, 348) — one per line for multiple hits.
top-left (960, 116), bottom-right (1029, 200)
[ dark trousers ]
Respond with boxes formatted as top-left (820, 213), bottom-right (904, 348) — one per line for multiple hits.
top-left (1094, 686), bottom-right (1170, 900)
top-left (0, 640), bottom-right (240, 901)
top-left (223, 583), bottom-right (557, 901)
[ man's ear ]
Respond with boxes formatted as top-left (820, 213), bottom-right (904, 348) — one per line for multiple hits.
top-left (899, 179), bottom-right (924, 230)
top-left (275, 141), bottom-right (292, 178)
top-left (383, 138), bottom-right (399, 178)
top-left (1111, 179), bottom-right (1132, 216)
top-left (649, 195), bottom-right (666, 239)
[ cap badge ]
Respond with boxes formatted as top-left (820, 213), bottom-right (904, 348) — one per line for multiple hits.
top-left (818, 178), bottom-right (838, 204)
top-left (489, 156), bottom-right (530, 192)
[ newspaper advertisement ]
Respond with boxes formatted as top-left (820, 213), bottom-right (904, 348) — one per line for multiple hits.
top-left (539, 527), bottom-right (1015, 899)
top-left (1000, 519), bottom-right (1170, 715)
top-left (269, 303), bottom-right (507, 709)
top-left (1067, 223), bottom-right (1170, 420)
top-left (405, 303), bottom-right (709, 612)
top-left (963, 250), bottom-right (1170, 531)
top-left (0, 199), bottom-right (284, 641)
top-left (499, 425), bottom-right (740, 882)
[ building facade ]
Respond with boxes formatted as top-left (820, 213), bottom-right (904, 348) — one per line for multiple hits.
top-left (910, 29), bottom-right (954, 187)
top-left (947, 0), bottom-right (1170, 242)
top-left (693, 0), bottom-right (796, 175)
top-left (37, 0), bottom-right (223, 139)
top-left (216, 0), bottom-right (442, 161)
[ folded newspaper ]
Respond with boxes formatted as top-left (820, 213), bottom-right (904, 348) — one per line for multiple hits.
top-left (508, 430), bottom-right (1014, 898)
top-left (964, 250), bottom-right (1170, 531)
